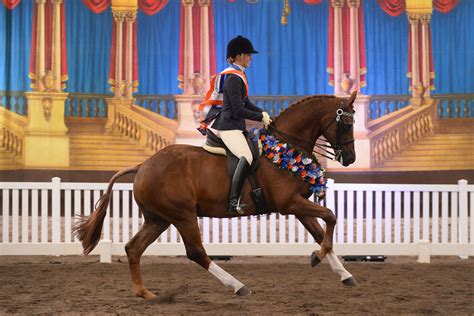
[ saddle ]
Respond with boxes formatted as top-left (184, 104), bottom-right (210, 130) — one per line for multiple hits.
top-left (203, 130), bottom-right (267, 214)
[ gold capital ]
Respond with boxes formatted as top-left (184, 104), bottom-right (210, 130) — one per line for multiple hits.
top-left (347, 0), bottom-right (360, 8)
top-left (331, 0), bottom-right (344, 8)
top-left (113, 11), bottom-right (127, 23)
top-left (182, 0), bottom-right (194, 7)
top-left (198, 0), bottom-right (210, 6)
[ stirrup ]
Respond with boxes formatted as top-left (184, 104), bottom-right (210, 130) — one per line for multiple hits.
top-left (229, 197), bottom-right (246, 215)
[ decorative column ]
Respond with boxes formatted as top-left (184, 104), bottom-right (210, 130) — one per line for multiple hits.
top-left (420, 14), bottom-right (431, 100)
top-left (113, 11), bottom-right (126, 98)
top-left (199, 0), bottom-right (211, 92)
top-left (25, 0), bottom-right (69, 168)
top-left (183, 0), bottom-right (195, 95)
top-left (348, 0), bottom-right (360, 92)
top-left (332, 0), bottom-right (344, 96)
top-left (125, 11), bottom-right (136, 99)
top-left (408, 13), bottom-right (421, 105)
top-left (52, 0), bottom-right (62, 92)
top-left (35, 0), bottom-right (46, 92)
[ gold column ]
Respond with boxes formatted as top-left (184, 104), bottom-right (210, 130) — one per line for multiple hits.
top-left (52, 0), bottom-right (62, 92)
top-left (113, 11), bottom-right (126, 97)
top-left (35, 0), bottom-right (46, 92)
top-left (348, 0), bottom-right (360, 92)
top-left (420, 13), bottom-right (431, 100)
top-left (198, 0), bottom-right (210, 94)
top-left (331, 0), bottom-right (344, 95)
top-left (408, 13), bottom-right (421, 105)
top-left (182, 0), bottom-right (195, 95)
top-left (125, 11), bottom-right (136, 99)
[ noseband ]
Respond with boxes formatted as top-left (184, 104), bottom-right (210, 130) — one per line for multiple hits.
top-left (268, 100), bottom-right (354, 161)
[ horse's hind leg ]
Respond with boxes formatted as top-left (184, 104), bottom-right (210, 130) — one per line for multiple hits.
top-left (297, 216), bottom-right (357, 286)
top-left (125, 217), bottom-right (170, 299)
top-left (175, 218), bottom-right (252, 296)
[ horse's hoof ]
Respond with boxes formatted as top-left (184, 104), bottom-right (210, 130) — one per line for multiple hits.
top-left (342, 277), bottom-right (357, 286)
top-left (311, 252), bottom-right (321, 267)
top-left (236, 286), bottom-right (252, 296)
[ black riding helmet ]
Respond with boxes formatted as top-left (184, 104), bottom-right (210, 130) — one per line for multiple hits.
top-left (226, 35), bottom-right (258, 59)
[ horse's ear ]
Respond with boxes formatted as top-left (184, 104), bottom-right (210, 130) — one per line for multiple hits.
top-left (347, 91), bottom-right (357, 106)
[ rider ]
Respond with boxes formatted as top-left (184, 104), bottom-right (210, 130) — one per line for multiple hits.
top-left (210, 35), bottom-right (272, 214)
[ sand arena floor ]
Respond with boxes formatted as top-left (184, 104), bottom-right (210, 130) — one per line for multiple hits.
top-left (0, 255), bottom-right (472, 315)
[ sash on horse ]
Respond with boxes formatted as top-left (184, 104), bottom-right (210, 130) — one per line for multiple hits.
top-left (197, 67), bottom-right (249, 135)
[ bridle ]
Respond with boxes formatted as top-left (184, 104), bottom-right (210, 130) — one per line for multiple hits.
top-left (267, 100), bottom-right (354, 161)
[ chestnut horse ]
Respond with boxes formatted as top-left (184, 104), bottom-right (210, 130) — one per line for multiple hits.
top-left (75, 91), bottom-right (358, 299)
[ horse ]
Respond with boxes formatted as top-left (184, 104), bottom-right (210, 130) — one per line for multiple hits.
top-left (75, 91), bottom-right (358, 299)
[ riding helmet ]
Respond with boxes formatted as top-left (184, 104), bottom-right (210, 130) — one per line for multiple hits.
top-left (226, 35), bottom-right (258, 59)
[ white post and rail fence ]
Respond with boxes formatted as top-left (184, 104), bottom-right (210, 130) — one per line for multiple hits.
top-left (1, 178), bottom-right (472, 263)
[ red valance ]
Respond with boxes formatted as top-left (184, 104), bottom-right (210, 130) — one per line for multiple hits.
top-left (303, 0), bottom-right (323, 4)
top-left (2, 0), bottom-right (21, 10)
top-left (139, 0), bottom-right (168, 16)
top-left (433, 0), bottom-right (460, 13)
top-left (376, 0), bottom-right (405, 16)
top-left (82, 0), bottom-right (111, 14)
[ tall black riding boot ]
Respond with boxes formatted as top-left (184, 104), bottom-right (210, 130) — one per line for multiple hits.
top-left (228, 157), bottom-right (251, 214)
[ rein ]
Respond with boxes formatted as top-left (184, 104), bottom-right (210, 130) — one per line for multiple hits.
top-left (267, 100), bottom-right (354, 161)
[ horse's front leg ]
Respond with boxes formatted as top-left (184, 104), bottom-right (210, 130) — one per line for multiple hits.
top-left (297, 216), bottom-right (357, 286)
top-left (286, 198), bottom-right (336, 264)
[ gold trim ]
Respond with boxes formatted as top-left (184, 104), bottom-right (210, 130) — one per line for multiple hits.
top-left (326, 67), bottom-right (334, 74)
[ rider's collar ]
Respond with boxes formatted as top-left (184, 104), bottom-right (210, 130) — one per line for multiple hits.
top-left (231, 63), bottom-right (246, 72)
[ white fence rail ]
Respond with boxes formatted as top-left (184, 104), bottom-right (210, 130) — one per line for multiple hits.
top-left (1, 178), bottom-right (473, 262)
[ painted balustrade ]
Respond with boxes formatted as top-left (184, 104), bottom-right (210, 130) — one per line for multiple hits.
top-left (367, 100), bottom-right (438, 166)
top-left (65, 93), bottom-right (111, 118)
top-left (134, 95), bottom-right (177, 120)
top-left (0, 106), bottom-right (27, 158)
top-left (433, 94), bottom-right (474, 118)
top-left (106, 98), bottom-right (178, 154)
top-left (0, 178), bottom-right (472, 262)
top-left (0, 91), bottom-right (29, 116)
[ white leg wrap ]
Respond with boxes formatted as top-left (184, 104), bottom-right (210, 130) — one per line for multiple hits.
top-left (326, 251), bottom-right (352, 281)
top-left (208, 262), bottom-right (245, 293)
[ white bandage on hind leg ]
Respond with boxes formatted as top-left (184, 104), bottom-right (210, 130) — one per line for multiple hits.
top-left (208, 262), bottom-right (245, 293)
top-left (326, 251), bottom-right (353, 281)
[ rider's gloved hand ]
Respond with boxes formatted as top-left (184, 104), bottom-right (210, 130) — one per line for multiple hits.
top-left (262, 111), bottom-right (272, 128)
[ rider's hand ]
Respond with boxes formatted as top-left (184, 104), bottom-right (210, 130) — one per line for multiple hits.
top-left (262, 111), bottom-right (272, 128)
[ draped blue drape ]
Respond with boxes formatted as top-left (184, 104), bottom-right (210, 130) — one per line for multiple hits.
top-left (213, 0), bottom-right (329, 96)
top-left (362, 0), bottom-right (409, 95)
top-left (431, 0), bottom-right (474, 94)
top-left (136, 1), bottom-right (180, 95)
top-left (0, 1), bottom-right (33, 92)
top-left (65, 1), bottom-right (112, 94)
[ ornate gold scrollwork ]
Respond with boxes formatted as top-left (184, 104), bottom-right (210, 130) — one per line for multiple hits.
top-left (42, 97), bottom-right (53, 122)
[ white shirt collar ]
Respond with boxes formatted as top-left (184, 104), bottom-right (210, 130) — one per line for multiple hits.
top-left (232, 63), bottom-right (246, 72)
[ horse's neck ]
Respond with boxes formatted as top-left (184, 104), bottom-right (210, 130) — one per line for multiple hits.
top-left (274, 98), bottom-right (326, 153)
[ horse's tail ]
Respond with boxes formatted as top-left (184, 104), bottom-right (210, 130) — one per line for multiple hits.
top-left (74, 164), bottom-right (140, 255)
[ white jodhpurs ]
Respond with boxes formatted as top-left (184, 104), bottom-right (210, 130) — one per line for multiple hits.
top-left (216, 129), bottom-right (253, 165)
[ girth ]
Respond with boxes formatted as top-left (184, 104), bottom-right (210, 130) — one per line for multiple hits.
top-left (203, 130), bottom-right (267, 214)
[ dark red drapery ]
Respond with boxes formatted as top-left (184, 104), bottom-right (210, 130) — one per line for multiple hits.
top-left (139, 0), bottom-right (168, 16)
top-left (29, 0), bottom-right (68, 90)
top-left (2, 0), bottom-right (21, 10)
top-left (433, 0), bottom-right (460, 13)
top-left (303, 0), bottom-right (323, 4)
top-left (82, 0), bottom-right (111, 14)
top-left (376, 0), bottom-right (405, 16)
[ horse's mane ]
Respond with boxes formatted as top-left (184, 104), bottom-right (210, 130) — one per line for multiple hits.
top-left (274, 94), bottom-right (336, 121)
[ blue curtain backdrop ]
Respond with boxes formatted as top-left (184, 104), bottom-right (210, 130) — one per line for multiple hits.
top-left (65, 1), bottom-right (112, 94)
top-left (431, 0), bottom-right (474, 94)
top-left (136, 1), bottom-right (180, 95)
top-left (362, 0), bottom-right (409, 95)
top-left (213, 0), bottom-right (330, 96)
top-left (0, 1), bottom-right (33, 92)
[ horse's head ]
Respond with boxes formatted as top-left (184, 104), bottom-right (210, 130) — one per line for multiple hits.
top-left (319, 91), bottom-right (357, 166)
